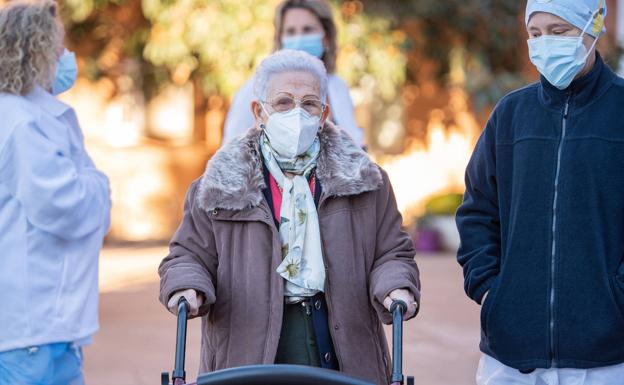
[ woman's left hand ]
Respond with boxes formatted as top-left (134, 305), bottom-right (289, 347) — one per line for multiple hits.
top-left (383, 288), bottom-right (418, 320)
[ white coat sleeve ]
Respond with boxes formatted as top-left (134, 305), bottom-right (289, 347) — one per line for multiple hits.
top-left (0, 120), bottom-right (111, 240)
top-left (327, 75), bottom-right (365, 147)
top-left (222, 79), bottom-right (256, 145)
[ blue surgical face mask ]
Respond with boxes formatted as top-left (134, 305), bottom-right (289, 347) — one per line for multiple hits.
top-left (281, 33), bottom-right (325, 58)
top-left (527, 13), bottom-right (599, 90)
top-left (52, 49), bottom-right (78, 95)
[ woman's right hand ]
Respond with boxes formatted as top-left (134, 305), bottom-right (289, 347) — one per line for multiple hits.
top-left (167, 288), bottom-right (203, 317)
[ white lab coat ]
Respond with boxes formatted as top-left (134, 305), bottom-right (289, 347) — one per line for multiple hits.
top-left (222, 74), bottom-right (365, 146)
top-left (0, 87), bottom-right (111, 353)
top-left (477, 354), bottom-right (624, 385)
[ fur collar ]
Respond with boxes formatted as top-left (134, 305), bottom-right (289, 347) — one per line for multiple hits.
top-left (197, 123), bottom-right (382, 212)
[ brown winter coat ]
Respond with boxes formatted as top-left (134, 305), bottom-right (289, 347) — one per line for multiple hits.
top-left (159, 123), bottom-right (420, 385)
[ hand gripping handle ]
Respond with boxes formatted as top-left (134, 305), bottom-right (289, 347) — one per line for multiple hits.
top-left (172, 297), bottom-right (190, 384)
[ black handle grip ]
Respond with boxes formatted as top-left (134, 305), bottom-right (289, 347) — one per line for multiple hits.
top-left (390, 300), bottom-right (407, 383)
top-left (172, 296), bottom-right (190, 382)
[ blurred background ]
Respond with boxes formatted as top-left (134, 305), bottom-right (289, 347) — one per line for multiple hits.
top-left (10, 0), bottom-right (624, 384)
top-left (56, 0), bottom-right (624, 242)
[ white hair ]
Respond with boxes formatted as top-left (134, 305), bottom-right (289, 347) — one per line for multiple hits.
top-left (253, 49), bottom-right (328, 102)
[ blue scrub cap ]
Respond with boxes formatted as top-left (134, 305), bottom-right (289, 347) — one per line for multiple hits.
top-left (525, 0), bottom-right (607, 37)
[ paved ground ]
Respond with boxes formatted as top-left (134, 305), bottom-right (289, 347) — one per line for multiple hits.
top-left (84, 247), bottom-right (481, 385)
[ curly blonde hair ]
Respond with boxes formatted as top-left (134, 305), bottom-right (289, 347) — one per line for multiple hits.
top-left (0, 0), bottom-right (63, 95)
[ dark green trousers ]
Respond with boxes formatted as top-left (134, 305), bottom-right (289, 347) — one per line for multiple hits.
top-left (274, 302), bottom-right (322, 367)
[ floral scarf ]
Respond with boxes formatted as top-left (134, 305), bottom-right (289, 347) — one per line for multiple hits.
top-left (260, 134), bottom-right (325, 297)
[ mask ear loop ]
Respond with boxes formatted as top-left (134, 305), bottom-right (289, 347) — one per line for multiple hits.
top-left (258, 102), bottom-right (272, 130)
top-left (318, 104), bottom-right (328, 130)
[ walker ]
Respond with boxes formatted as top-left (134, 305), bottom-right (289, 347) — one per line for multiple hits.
top-left (161, 298), bottom-right (414, 385)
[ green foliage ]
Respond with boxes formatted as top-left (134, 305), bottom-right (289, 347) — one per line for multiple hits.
top-left (63, 0), bottom-right (598, 118)
top-left (361, 0), bottom-right (526, 75)
top-left (358, 0), bottom-right (531, 109)
top-left (424, 193), bottom-right (464, 216)
top-left (141, 0), bottom-right (279, 97)
top-left (139, 0), bottom-right (409, 100)
top-left (334, 2), bottom-right (407, 101)
top-left (60, 0), bottom-right (409, 102)
top-left (63, 0), bottom-right (126, 23)
top-left (60, 0), bottom-right (151, 83)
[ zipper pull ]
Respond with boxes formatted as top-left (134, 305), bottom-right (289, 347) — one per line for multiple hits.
top-left (564, 92), bottom-right (572, 118)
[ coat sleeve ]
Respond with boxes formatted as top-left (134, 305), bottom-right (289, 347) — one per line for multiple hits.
top-left (159, 181), bottom-right (218, 317)
top-left (0, 120), bottom-right (110, 240)
top-left (455, 118), bottom-right (501, 305)
top-left (369, 169), bottom-right (421, 324)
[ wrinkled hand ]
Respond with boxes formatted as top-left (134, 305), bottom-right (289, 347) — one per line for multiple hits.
top-left (383, 288), bottom-right (418, 320)
top-left (167, 288), bottom-right (203, 317)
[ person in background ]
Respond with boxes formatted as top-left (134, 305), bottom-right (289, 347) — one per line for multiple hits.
top-left (159, 50), bottom-right (419, 384)
top-left (222, 0), bottom-right (365, 147)
top-left (456, 1), bottom-right (624, 384)
top-left (0, 1), bottom-right (111, 384)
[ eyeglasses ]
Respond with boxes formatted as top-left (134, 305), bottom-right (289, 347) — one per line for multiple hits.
top-left (262, 93), bottom-right (325, 116)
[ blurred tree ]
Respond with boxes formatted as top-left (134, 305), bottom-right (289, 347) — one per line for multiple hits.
top-left (60, 0), bottom-right (408, 99)
top-left (59, 0), bottom-right (622, 150)
top-left (61, 0), bottom-right (162, 102)
top-left (139, 0), bottom-right (408, 103)
top-left (141, 0), bottom-right (277, 98)
top-left (52, 0), bottom-right (624, 137)
top-left (59, 0), bottom-right (409, 146)
top-left (358, 0), bottom-right (530, 113)
top-left (363, 0), bottom-right (621, 111)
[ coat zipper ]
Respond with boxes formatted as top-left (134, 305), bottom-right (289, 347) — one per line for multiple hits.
top-left (549, 93), bottom-right (571, 368)
top-left (317, 193), bottom-right (344, 370)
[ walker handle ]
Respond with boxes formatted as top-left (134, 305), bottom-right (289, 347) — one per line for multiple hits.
top-left (172, 297), bottom-right (190, 384)
top-left (389, 300), bottom-right (407, 384)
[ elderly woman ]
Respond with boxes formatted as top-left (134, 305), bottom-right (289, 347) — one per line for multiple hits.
top-left (159, 50), bottom-right (419, 384)
top-left (0, 1), bottom-right (111, 384)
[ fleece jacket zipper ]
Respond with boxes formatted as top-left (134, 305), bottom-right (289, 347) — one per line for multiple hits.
top-left (549, 92), bottom-right (571, 367)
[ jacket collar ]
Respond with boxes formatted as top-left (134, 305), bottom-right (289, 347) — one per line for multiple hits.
top-left (25, 86), bottom-right (71, 117)
top-left (539, 53), bottom-right (617, 112)
top-left (197, 123), bottom-right (382, 212)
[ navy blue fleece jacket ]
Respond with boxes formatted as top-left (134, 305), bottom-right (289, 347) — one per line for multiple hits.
top-left (456, 54), bottom-right (624, 370)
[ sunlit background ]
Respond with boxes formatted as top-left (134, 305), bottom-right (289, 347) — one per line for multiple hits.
top-left (5, 0), bottom-right (624, 384)
top-left (52, 0), bottom-right (623, 244)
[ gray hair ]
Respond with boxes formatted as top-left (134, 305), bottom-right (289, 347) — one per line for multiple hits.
top-left (253, 49), bottom-right (328, 102)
